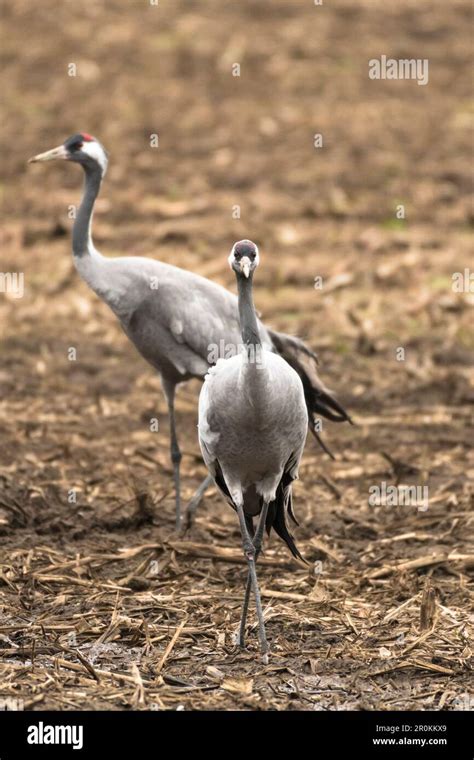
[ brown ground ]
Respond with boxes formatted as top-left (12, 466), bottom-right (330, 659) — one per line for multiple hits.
top-left (0, 0), bottom-right (473, 711)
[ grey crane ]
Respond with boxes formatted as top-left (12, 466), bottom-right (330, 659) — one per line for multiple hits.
top-left (198, 240), bottom-right (309, 658)
top-left (28, 134), bottom-right (351, 531)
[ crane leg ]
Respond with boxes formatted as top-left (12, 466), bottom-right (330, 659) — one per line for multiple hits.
top-left (183, 473), bottom-right (214, 532)
top-left (163, 381), bottom-right (182, 531)
top-left (237, 501), bottom-right (269, 650)
top-left (235, 501), bottom-right (269, 662)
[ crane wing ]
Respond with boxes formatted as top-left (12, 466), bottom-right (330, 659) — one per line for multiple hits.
top-left (112, 258), bottom-right (272, 379)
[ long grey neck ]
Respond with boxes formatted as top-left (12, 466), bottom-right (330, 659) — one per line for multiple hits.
top-left (72, 165), bottom-right (103, 258)
top-left (236, 272), bottom-right (261, 352)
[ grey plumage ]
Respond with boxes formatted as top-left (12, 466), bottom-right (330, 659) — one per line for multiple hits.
top-left (198, 241), bottom-right (308, 658)
top-left (29, 134), bottom-right (351, 531)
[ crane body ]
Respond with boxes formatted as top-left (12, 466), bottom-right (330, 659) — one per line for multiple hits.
top-left (198, 240), bottom-right (308, 658)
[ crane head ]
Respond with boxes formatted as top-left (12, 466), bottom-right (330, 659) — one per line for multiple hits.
top-left (28, 133), bottom-right (108, 174)
top-left (229, 240), bottom-right (260, 279)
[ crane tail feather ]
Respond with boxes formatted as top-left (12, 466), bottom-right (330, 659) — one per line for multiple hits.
top-left (268, 329), bottom-right (352, 456)
top-left (211, 455), bottom-right (306, 563)
top-left (265, 483), bottom-right (306, 564)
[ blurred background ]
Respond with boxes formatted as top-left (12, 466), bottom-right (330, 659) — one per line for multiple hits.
top-left (0, 0), bottom-right (472, 710)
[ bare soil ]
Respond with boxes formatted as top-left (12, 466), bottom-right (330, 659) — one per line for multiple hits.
top-left (0, 0), bottom-right (472, 710)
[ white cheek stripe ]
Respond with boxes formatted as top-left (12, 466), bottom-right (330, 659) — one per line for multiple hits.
top-left (81, 141), bottom-right (107, 172)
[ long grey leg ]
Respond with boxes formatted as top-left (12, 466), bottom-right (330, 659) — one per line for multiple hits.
top-left (162, 380), bottom-right (182, 531)
top-left (235, 501), bottom-right (269, 661)
top-left (238, 576), bottom-right (252, 648)
top-left (238, 502), bottom-right (269, 649)
top-left (183, 473), bottom-right (214, 532)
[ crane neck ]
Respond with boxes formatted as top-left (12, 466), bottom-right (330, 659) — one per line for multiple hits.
top-left (72, 164), bottom-right (103, 258)
top-left (236, 272), bottom-right (261, 356)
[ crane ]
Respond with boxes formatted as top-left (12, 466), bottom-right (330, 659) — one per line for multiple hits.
top-left (28, 134), bottom-right (351, 531)
top-left (198, 240), bottom-right (308, 659)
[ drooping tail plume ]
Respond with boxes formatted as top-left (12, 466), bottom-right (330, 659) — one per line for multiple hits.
top-left (268, 329), bottom-right (352, 458)
top-left (265, 470), bottom-right (306, 563)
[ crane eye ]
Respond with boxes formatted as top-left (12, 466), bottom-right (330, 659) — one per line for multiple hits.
top-left (70, 141), bottom-right (83, 152)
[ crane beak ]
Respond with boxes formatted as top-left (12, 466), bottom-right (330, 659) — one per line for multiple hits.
top-left (240, 257), bottom-right (251, 278)
top-left (28, 144), bottom-right (69, 163)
